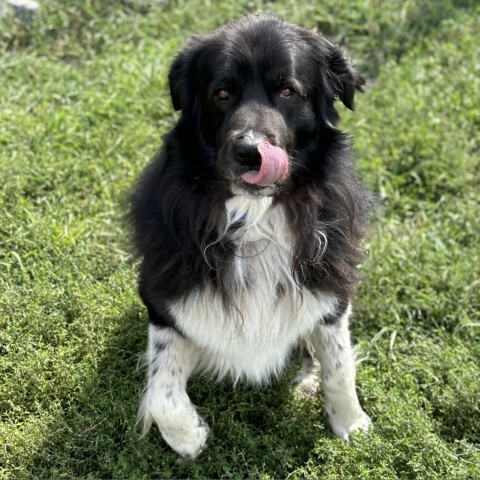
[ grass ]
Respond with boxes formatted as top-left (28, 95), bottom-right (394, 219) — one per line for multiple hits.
top-left (0, 0), bottom-right (479, 478)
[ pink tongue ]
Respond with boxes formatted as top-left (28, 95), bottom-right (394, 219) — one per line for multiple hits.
top-left (241, 141), bottom-right (288, 186)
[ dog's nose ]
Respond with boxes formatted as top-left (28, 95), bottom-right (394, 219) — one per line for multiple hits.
top-left (232, 133), bottom-right (265, 168)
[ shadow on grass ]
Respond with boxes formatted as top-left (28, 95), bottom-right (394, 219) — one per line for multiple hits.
top-left (24, 304), bottom-right (327, 479)
top-left (432, 391), bottom-right (480, 446)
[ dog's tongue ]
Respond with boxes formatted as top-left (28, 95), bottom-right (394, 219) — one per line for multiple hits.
top-left (241, 141), bottom-right (288, 186)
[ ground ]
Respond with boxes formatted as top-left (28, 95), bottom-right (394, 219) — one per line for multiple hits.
top-left (0, 1), bottom-right (479, 478)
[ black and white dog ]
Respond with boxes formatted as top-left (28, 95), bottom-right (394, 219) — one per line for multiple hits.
top-left (131, 15), bottom-right (372, 459)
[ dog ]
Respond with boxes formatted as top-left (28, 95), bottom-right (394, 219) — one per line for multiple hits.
top-left (131, 14), bottom-right (373, 459)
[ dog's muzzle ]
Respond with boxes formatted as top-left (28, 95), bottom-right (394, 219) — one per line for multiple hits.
top-left (231, 132), bottom-right (289, 186)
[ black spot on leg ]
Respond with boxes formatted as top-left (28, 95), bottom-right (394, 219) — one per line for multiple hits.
top-left (170, 369), bottom-right (176, 377)
top-left (327, 337), bottom-right (345, 360)
top-left (151, 365), bottom-right (159, 377)
top-left (154, 342), bottom-right (167, 354)
top-left (166, 390), bottom-right (176, 407)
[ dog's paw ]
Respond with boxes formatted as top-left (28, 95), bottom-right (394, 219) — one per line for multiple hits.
top-left (292, 368), bottom-right (321, 397)
top-left (326, 407), bottom-right (372, 441)
top-left (292, 353), bottom-right (321, 397)
top-left (160, 411), bottom-right (210, 460)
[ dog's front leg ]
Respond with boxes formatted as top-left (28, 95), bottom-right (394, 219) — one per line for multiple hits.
top-left (139, 324), bottom-right (209, 459)
top-left (310, 303), bottom-right (372, 440)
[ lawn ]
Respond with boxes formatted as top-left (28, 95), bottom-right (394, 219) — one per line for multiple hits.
top-left (0, 0), bottom-right (479, 478)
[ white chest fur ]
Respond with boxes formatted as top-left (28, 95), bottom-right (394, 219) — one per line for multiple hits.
top-left (169, 195), bottom-right (337, 383)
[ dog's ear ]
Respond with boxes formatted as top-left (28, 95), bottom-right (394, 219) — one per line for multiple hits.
top-left (168, 35), bottom-right (210, 112)
top-left (169, 50), bottom-right (187, 111)
top-left (326, 44), bottom-right (365, 111)
top-left (302, 30), bottom-right (364, 112)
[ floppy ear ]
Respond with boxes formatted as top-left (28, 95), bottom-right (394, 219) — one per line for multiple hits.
top-left (301, 29), bottom-right (364, 112)
top-left (168, 50), bottom-right (187, 111)
top-left (326, 44), bottom-right (365, 111)
top-left (168, 35), bottom-right (210, 112)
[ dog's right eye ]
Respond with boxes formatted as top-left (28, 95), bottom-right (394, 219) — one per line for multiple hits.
top-left (280, 86), bottom-right (295, 98)
top-left (215, 89), bottom-right (230, 101)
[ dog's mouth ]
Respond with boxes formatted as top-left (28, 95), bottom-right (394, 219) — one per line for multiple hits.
top-left (240, 141), bottom-right (289, 187)
top-left (218, 139), bottom-right (290, 196)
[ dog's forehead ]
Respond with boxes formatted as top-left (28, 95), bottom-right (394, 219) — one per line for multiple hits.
top-left (208, 23), bottom-right (306, 84)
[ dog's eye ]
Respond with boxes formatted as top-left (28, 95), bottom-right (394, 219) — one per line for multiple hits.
top-left (280, 87), bottom-right (295, 98)
top-left (215, 89), bottom-right (230, 101)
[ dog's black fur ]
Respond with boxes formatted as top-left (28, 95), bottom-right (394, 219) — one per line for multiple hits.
top-left (131, 15), bottom-right (374, 457)
top-left (131, 14), bottom-right (371, 330)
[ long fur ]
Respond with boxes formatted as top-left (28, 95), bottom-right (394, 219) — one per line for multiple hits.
top-left (130, 15), bottom-right (373, 458)
top-left (168, 195), bottom-right (339, 383)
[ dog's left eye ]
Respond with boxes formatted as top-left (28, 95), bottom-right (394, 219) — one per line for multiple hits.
top-left (215, 89), bottom-right (230, 101)
top-left (280, 87), bottom-right (295, 98)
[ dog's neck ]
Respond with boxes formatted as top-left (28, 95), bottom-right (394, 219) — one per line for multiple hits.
top-left (223, 195), bottom-right (277, 242)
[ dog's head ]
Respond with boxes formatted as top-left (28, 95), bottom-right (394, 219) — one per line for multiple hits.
top-left (169, 15), bottom-right (364, 196)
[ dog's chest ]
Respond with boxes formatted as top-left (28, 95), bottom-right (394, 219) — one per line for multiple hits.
top-left (169, 196), bottom-right (336, 382)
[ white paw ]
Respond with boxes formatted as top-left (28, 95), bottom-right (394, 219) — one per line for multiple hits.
top-left (326, 407), bottom-right (372, 441)
top-left (292, 368), bottom-right (321, 397)
top-left (160, 412), bottom-right (210, 460)
top-left (292, 354), bottom-right (321, 397)
top-left (140, 391), bottom-right (210, 459)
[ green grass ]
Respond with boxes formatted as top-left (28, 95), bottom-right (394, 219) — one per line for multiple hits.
top-left (1, 0), bottom-right (479, 478)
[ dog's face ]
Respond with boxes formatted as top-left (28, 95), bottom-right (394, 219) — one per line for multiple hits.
top-left (169, 16), bottom-right (364, 196)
